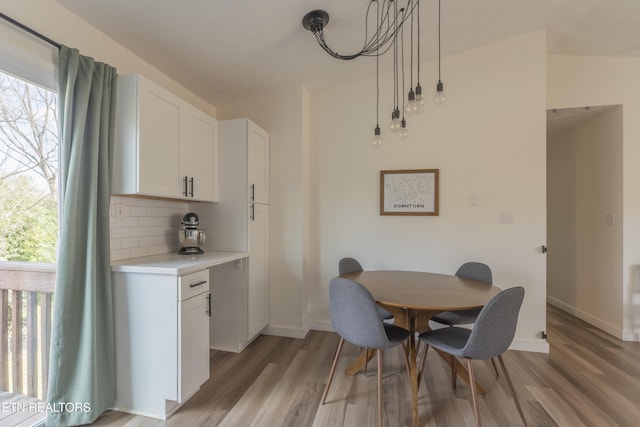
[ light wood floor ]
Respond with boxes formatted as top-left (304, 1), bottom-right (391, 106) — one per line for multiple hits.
top-left (72, 306), bottom-right (640, 425)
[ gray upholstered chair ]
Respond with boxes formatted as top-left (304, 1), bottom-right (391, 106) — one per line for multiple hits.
top-left (338, 257), bottom-right (393, 321)
top-left (338, 257), bottom-right (363, 275)
top-left (431, 261), bottom-right (493, 327)
top-left (322, 277), bottom-right (411, 427)
top-left (418, 287), bottom-right (528, 427)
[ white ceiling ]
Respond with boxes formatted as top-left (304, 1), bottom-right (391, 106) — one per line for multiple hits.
top-left (54, 0), bottom-right (640, 107)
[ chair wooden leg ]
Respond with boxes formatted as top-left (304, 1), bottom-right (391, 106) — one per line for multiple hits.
top-left (466, 358), bottom-right (481, 427)
top-left (452, 357), bottom-right (457, 389)
top-left (364, 348), bottom-right (369, 376)
top-left (321, 337), bottom-right (345, 404)
top-left (498, 355), bottom-right (528, 427)
top-left (490, 358), bottom-right (499, 377)
top-left (377, 349), bottom-right (384, 427)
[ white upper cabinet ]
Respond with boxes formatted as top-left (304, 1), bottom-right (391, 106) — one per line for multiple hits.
top-left (113, 74), bottom-right (219, 202)
top-left (181, 106), bottom-right (219, 201)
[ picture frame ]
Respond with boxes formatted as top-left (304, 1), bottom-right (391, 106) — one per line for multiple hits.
top-left (380, 169), bottom-right (439, 216)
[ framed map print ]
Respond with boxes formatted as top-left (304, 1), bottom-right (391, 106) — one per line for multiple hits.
top-left (380, 169), bottom-right (439, 216)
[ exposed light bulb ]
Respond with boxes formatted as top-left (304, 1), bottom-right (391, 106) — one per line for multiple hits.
top-left (389, 108), bottom-right (401, 131)
top-left (398, 118), bottom-right (408, 139)
top-left (434, 80), bottom-right (447, 105)
top-left (415, 84), bottom-right (425, 110)
top-left (372, 125), bottom-right (383, 147)
top-left (406, 89), bottom-right (418, 114)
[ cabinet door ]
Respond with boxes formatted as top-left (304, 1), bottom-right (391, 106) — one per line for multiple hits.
top-left (138, 79), bottom-right (182, 198)
top-left (247, 122), bottom-right (269, 204)
top-left (248, 203), bottom-right (269, 338)
top-left (178, 291), bottom-right (210, 402)
top-left (181, 106), bottom-right (219, 201)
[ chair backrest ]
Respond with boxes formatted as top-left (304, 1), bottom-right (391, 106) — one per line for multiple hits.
top-left (455, 262), bottom-right (492, 284)
top-left (329, 277), bottom-right (390, 349)
top-left (338, 257), bottom-right (363, 275)
top-left (461, 286), bottom-right (524, 359)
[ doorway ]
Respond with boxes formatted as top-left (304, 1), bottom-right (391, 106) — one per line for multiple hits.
top-left (546, 105), bottom-right (623, 337)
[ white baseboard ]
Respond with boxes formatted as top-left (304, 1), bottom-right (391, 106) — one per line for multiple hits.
top-left (308, 320), bottom-right (333, 332)
top-left (269, 319), bottom-right (549, 353)
top-left (510, 338), bottom-right (549, 353)
top-left (262, 323), bottom-right (310, 339)
top-left (547, 296), bottom-right (626, 340)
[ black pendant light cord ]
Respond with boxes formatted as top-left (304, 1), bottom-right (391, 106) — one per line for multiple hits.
top-left (409, 1), bottom-right (414, 89)
top-left (416, 0), bottom-right (420, 86)
top-left (401, 10), bottom-right (407, 118)
top-left (0, 12), bottom-right (61, 49)
top-left (305, 0), bottom-right (420, 60)
top-left (437, 0), bottom-right (441, 82)
top-left (393, 1), bottom-right (399, 111)
top-left (376, 1), bottom-right (380, 127)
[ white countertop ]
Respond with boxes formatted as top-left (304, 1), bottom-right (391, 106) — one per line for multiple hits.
top-left (111, 251), bottom-right (248, 275)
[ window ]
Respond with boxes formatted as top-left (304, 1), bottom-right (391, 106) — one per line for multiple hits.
top-left (0, 70), bottom-right (58, 262)
top-left (0, 24), bottom-right (58, 400)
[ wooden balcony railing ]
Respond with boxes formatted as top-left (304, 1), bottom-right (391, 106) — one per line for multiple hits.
top-left (0, 261), bottom-right (55, 400)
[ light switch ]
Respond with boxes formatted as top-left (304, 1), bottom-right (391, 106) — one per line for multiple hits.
top-left (498, 210), bottom-right (514, 224)
top-left (605, 212), bottom-right (615, 226)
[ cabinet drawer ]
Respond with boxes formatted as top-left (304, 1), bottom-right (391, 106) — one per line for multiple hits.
top-left (179, 270), bottom-right (210, 301)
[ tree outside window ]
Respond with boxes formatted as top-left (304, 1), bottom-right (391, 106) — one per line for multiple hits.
top-left (0, 69), bottom-right (58, 263)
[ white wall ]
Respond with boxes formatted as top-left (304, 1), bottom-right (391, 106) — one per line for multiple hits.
top-left (311, 32), bottom-right (548, 350)
top-left (576, 107), bottom-right (623, 333)
top-left (547, 127), bottom-right (577, 307)
top-left (548, 56), bottom-right (640, 340)
top-left (217, 85), bottom-right (311, 337)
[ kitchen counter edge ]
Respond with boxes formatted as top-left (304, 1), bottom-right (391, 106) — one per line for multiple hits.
top-left (111, 251), bottom-right (249, 275)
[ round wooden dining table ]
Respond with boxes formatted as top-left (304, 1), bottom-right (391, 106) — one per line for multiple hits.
top-left (340, 270), bottom-right (502, 427)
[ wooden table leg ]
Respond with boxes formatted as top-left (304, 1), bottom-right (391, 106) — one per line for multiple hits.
top-left (409, 329), bottom-right (419, 427)
top-left (433, 348), bottom-right (486, 394)
top-left (345, 348), bottom-right (376, 375)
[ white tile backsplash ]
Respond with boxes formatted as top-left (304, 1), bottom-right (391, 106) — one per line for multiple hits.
top-left (110, 196), bottom-right (189, 261)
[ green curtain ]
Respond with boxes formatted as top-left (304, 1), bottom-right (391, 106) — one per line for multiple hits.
top-left (46, 46), bottom-right (117, 427)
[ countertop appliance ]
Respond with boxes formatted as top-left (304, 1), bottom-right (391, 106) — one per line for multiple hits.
top-left (178, 212), bottom-right (206, 255)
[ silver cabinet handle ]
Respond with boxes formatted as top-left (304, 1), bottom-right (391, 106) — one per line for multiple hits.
top-left (250, 184), bottom-right (255, 201)
top-left (189, 177), bottom-right (194, 197)
top-left (206, 293), bottom-right (211, 317)
top-left (183, 176), bottom-right (188, 196)
top-left (189, 280), bottom-right (207, 288)
top-left (250, 203), bottom-right (255, 221)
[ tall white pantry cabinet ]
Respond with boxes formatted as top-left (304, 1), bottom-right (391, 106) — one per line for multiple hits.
top-left (196, 118), bottom-right (270, 352)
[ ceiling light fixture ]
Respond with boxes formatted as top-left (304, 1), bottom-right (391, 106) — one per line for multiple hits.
top-left (302, 0), bottom-right (429, 146)
top-left (398, 13), bottom-right (409, 139)
top-left (434, 0), bottom-right (447, 105)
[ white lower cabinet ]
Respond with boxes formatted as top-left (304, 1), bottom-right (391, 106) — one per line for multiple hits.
top-left (208, 256), bottom-right (267, 353)
top-left (112, 269), bottom-right (210, 419)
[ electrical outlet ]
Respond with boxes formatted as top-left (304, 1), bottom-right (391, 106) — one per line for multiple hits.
top-left (115, 203), bottom-right (125, 218)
